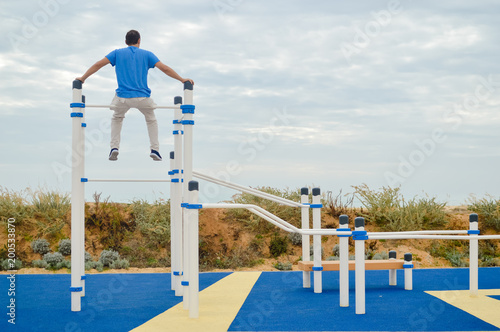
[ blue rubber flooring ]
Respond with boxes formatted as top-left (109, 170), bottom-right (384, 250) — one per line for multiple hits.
top-left (1, 268), bottom-right (499, 331)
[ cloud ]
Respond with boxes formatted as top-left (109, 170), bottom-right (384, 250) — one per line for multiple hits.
top-left (1, 0), bottom-right (500, 204)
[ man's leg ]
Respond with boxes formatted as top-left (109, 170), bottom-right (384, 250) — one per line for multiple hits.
top-left (110, 95), bottom-right (130, 151)
top-left (137, 98), bottom-right (160, 151)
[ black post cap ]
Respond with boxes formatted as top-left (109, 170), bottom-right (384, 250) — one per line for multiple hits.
top-left (184, 81), bottom-right (193, 90)
top-left (339, 215), bottom-right (349, 226)
top-left (174, 96), bottom-right (182, 104)
top-left (389, 250), bottom-right (396, 259)
top-left (354, 217), bottom-right (365, 228)
top-left (82, 95), bottom-right (86, 103)
top-left (312, 188), bottom-right (320, 196)
top-left (73, 80), bottom-right (82, 89)
top-left (404, 253), bottom-right (412, 262)
top-left (469, 213), bottom-right (478, 223)
top-left (300, 187), bottom-right (308, 195)
top-left (188, 180), bottom-right (199, 191)
top-left (170, 151), bottom-right (174, 159)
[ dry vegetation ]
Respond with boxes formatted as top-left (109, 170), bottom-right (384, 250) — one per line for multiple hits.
top-left (1, 185), bottom-right (499, 274)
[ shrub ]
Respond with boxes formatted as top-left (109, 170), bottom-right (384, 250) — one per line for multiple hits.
top-left (0, 187), bottom-right (33, 224)
top-left (99, 249), bottom-right (120, 267)
top-left (85, 261), bottom-right (104, 271)
top-left (269, 233), bottom-right (288, 257)
top-left (325, 189), bottom-right (355, 218)
top-left (1, 259), bottom-right (22, 271)
top-left (110, 258), bottom-right (130, 269)
top-left (332, 244), bottom-right (340, 257)
top-left (31, 239), bottom-right (50, 255)
top-left (58, 239), bottom-right (71, 256)
top-left (468, 195), bottom-right (500, 231)
top-left (288, 232), bottom-right (302, 246)
top-left (85, 251), bottom-right (93, 263)
top-left (446, 250), bottom-right (467, 267)
top-left (86, 192), bottom-right (133, 248)
top-left (372, 252), bottom-right (389, 260)
top-left (55, 260), bottom-right (71, 269)
top-left (32, 260), bottom-right (49, 268)
top-left (43, 252), bottom-right (64, 267)
top-left (95, 261), bottom-right (104, 272)
top-left (353, 184), bottom-right (447, 231)
top-left (130, 199), bottom-right (171, 247)
top-left (274, 261), bottom-right (292, 271)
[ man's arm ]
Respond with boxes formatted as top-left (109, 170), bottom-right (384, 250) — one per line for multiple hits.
top-left (75, 57), bottom-right (111, 83)
top-left (155, 61), bottom-right (194, 85)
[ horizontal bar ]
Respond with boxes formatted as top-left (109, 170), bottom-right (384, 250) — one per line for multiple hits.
top-left (368, 234), bottom-right (500, 240)
top-left (85, 105), bottom-right (180, 109)
top-left (368, 230), bottom-right (469, 235)
top-left (86, 179), bottom-right (171, 183)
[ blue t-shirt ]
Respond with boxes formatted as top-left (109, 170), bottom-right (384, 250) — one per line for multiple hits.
top-left (106, 46), bottom-right (160, 98)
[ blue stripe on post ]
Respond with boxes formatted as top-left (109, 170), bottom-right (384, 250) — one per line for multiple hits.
top-left (403, 264), bottom-right (414, 269)
top-left (70, 287), bottom-right (83, 292)
top-left (70, 103), bottom-right (85, 108)
top-left (468, 230), bottom-right (480, 235)
top-left (181, 203), bottom-right (188, 208)
top-left (81, 178), bottom-right (88, 182)
top-left (173, 271), bottom-right (183, 276)
top-left (309, 204), bottom-right (323, 208)
top-left (312, 266), bottom-right (323, 271)
top-left (181, 281), bottom-right (189, 286)
top-left (180, 104), bottom-right (195, 114)
top-left (181, 120), bottom-right (194, 125)
top-left (70, 112), bottom-right (83, 118)
top-left (173, 120), bottom-right (181, 124)
top-left (186, 204), bottom-right (203, 209)
top-left (81, 123), bottom-right (87, 127)
top-left (171, 179), bottom-right (183, 183)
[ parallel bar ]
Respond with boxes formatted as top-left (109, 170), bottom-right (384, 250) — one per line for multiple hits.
top-left (193, 171), bottom-right (302, 207)
top-left (368, 230), bottom-right (469, 235)
top-left (368, 234), bottom-right (500, 240)
top-left (85, 104), bottom-right (180, 109)
top-left (85, 179), bottom-right (171, 183)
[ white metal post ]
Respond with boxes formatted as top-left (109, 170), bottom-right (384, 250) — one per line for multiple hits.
top-left (338, 214), bottom-right (350, 307)
top-left (469, 213), bottom-right (479, 297)
top-left (312, 188), bottom-right (322, 293)
top-left (354, 217), bottom-right (366, 315)
top-left (389, 250), bottom-right (397, 286)
top-left (169, 151), bottom-right (176, 292)
top-left (404, 253), bottom-right (413, 290)
top-left (70, 80), bottom-right (85, 311)
top-left (300, 187), bottom-right (311, 288)
top-left (171, 94), bottom-right (183, 296)
top-left (182, 82), bottom-right (194, 309)
top-left (187, 181), bottom-right (200, 318)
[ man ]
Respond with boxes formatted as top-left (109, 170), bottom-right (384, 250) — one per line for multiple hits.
top-left (75, 30), bottom-right (194, 161)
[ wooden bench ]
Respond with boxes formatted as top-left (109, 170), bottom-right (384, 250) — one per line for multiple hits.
top-left (298, 258), bottom-right (412, 290)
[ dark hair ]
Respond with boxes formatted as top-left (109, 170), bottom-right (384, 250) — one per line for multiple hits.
top-left (125, 30), bottom-right (141, 45)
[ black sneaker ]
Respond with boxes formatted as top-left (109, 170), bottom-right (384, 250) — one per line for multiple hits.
top-left (150, 149), bottom-right (162, 161)
top-left (109, 148), bottom-right (119, 161)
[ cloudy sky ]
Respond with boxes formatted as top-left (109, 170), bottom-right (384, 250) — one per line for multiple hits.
top-left (1, 0), bottom-right (500, 205)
